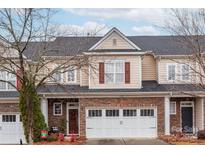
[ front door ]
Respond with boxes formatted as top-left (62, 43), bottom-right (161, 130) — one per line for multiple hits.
top-left (68, 109), bottom-right (78, 134)
top-left (181, 107), bottom-right (193, 133)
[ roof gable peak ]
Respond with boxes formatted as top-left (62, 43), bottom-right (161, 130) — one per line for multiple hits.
top-left (89, 27), bottom-right (141, 50)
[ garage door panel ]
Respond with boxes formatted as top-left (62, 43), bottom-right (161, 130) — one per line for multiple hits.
top-left (86, 108), bottom-right (157, 138)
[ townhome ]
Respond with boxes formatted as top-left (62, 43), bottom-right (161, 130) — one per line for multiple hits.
top-left (0, 27), bottom-right (204, 144)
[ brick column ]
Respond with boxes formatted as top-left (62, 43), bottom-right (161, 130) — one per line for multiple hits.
top-left (164, 96), bottom-right (170, 135)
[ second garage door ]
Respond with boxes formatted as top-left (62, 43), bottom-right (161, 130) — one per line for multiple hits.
top-left (86, 108), bottom-right (157, 138)
top-left (0, 113), bottom-right (26, 144)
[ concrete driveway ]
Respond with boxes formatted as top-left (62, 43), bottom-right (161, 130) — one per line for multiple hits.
top-left (85, 138), bottom-right (169, 145)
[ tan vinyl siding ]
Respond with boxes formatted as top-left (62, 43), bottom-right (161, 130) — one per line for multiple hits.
top-left (89, 55), bottom-right (142, 89)
top-left (95, 31), bottom-right (135, 49)
top-left (158, 58), bottom-right (196, 84)
top-left (142, 55), bottom-right (157, 81)
top-left (80, 66), bottom-right (89, 86)
top-left (43, 62), bottom-right (80, 85)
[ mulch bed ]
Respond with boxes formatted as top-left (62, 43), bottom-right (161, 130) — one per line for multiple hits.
top-left (33, 140), bottom-right (85, 145)
top-left (159, 135), bottom-right (205, 145)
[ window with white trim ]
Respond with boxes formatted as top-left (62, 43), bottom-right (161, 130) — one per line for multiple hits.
top-left (140, 109), bottom-right (154, 116)
top-left (52, 70), bottom-right (62, 82)
top-left (106, 109), bottom-right (119, 117)
top-left (167, 64), bottom-right (176, 81)
top-left (88, 110), bottom-right (102, 117)
top-left (181, 64), bottom-right (190, 81)
top-left (67, 68), bottom-right (76, 83)
top-left (0, 71), bottom-right (16, 90)
top-left (123, 109), bottom-right (137, 117)
top-left (170, 102), bottom-right (176, 115)
top-left (53, 103), bottom-right (62, 115)
top-left (105, 60), bottom-right (124, 84)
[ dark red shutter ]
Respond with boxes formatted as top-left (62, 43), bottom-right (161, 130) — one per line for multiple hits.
top-left (16, 69), bottom-right (22, 90)
top-left (125, 62), bottom-right (130, 84)
top-left (99, 62), bottom-right (104, 84)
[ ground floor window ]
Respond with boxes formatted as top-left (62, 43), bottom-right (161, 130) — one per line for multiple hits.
top-left (53, 103), bottom-right (62, 115)
top-left (170, 102), bottom-right (176, 115)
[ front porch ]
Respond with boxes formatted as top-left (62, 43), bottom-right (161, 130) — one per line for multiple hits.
top-left (164, 97), bottom-right (205, 135)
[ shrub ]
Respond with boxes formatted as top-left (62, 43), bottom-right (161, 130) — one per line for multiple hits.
top-left (197, 130), bottom-right (205, 139)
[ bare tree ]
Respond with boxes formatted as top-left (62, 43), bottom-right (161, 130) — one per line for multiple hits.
top-left (163, 8), bottom-right (205, 89)
top-left (0, 8), bottom-right (103, 144)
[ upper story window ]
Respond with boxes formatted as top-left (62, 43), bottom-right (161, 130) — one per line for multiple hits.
top-left (112, 38), bottom-right (117, 46)
top-left (181, 64), bottom-right (190, 81)
top-left (52, 64), bottom-right (62, 82)
top-left (167, 64), bottom-right (176, 81)
top-left (105, 60), bottom-right (124, 84)
top-left (67, 67), bottom-right (76, 83)
top-left (52, 70), bottom-right (62, 82)
top-left (0, 71), bottom-right (16, 90)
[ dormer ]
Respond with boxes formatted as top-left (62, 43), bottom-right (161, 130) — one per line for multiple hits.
top-left (89, 27), bottom-right (141, 51)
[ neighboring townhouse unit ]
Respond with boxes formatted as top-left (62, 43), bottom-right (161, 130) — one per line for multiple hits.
top-left (0, 27), bottom-right (205, 144)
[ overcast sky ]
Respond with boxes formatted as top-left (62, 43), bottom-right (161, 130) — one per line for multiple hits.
top-left (52, 8), bottom-right (170, 36)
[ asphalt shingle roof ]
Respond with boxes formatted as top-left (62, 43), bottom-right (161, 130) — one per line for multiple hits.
top-left (2, 81), bottom-right (204, 98)
top-left (22, 35), bottom-right (205, 59)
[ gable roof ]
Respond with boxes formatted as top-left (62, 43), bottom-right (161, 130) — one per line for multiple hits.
top-left (89, 27), bottom-right (141, 50)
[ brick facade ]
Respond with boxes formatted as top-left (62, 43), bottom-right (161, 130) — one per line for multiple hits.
top-left (170, 97), bottom-right (195, 133)
top-left (47, 98), bottom-right (78, 133)
top-left (48, 99), bottom-right (67, 133)
top-left (0, 103), bottom-right (19, 112)
top-left (79, 97), bottom-right (165, 138)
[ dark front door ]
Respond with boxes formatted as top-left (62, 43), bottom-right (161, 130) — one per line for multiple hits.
top-left (181, 107), bottom-right (193, 133)
top-left (69, 109), bottom-right (78, 134)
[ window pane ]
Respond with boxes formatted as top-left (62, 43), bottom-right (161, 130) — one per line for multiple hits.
top-left (54, 103), bottom-right (62, 115)
top-left (53, 72), bottom-right (61, 82)
top-left (168, 65), bottom-right (175, 80)
top-left (115, 73), bottom-right (123, 83)
top-left (0, 82), bottom-right (6, 89)
top-left (140, 109), bottom-right (154, 116)
top-left (68, 70), bottom-right (75, 82)
top-left (115, 62), bottom-right (123, 73)
top-left (8, 81), bottom-right (15, 90)
top-left (170, 102), bottom-right (176, 114)
top-left (105, 63), bottom-right (114, 73)
top-left (88, 110), bottom-right (102, 117)
top-left (7, 73), bottom-right (16, 80)
top-left (106, 110), bottom-right (119, 117)
top-left (105, 73), bottom-right (114, 83)
top-left (2, 115), bottom-right (16, 122)
top-left (0, 71), bottom-right (6, 80)
top-left (182, 65), bottom-right (189, 80)
top-left (123, 109), bottom-right (137, 117)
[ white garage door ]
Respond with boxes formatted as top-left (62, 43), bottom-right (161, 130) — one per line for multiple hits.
top-left (86, 108), bottom-right (157, 138)
top-left (0, 113), bottom-right (26, 144)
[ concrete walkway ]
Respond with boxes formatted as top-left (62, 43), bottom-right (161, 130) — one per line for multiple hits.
top-left (85, 138), bottom-right (169, 145)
